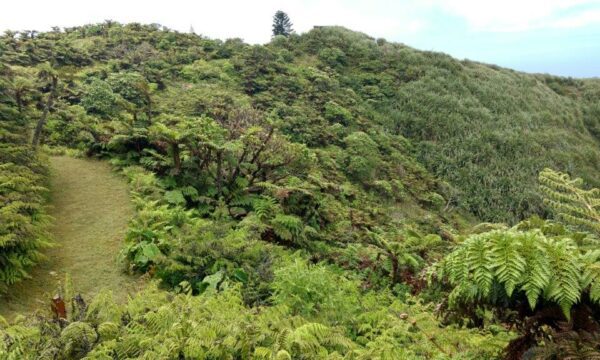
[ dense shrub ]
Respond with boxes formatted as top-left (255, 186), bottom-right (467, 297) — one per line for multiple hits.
top-left (0, 65), bottom-right (51, 292)
top-left (0, 281), bottom-right (510, 359)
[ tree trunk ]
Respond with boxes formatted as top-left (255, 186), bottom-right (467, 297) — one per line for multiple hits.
top-left (216, 149), bottom-right (223, 196)
top-left (172, 143), bottom-right (181, 175)
top-left (389, 252), bottom-right (400, 284)
top-left (145, 96), bottom-right (152, 122)
top-left (32, 77), bottom-right (57, 147)
top-left (15, 92), bottom-right (23, 113)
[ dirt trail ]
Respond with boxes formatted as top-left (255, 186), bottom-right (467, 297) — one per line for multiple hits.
top-left (0, 156), bottom-right (139, 320)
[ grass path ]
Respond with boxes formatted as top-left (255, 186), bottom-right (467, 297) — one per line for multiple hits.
top-left (0, 156), bottom-right (139, 319)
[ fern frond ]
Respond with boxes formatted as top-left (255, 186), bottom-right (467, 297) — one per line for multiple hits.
top-left (539, 168), bottom-right (600, 236)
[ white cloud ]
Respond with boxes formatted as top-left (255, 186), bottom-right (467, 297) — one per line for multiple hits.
top-left (429, 0), bottom-right (600, 32)
top-left (553, 9), bottom-right (600, 28)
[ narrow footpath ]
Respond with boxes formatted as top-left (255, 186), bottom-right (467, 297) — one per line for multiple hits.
top-left (1, 156), bottom-right (139, 320)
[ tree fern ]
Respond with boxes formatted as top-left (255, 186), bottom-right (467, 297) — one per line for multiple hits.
top-left (544, 238), bottom-right (582, 317)
top-left (437, 229), bottom-right (593, 316)
top-left (252, 196), bottom-right (279, 220)
top-left (0, 66), bottom-right (52, 292)
top-left (539, 168), bottom-right (600, 236)
top-left (437, 228), bottom-right (600, 358)
top-left (580, 250), bottom-right (600, 303)
top-left (490, 231), bottom-right (527, 297)
top-left (60, 322), bottom-right (97, 358)
top-left (270, 214), bottom-right (305, 243)
top-left (520, 232), bottom-right (552, 309)
top-left (466, 235), bottom-right (493, 298)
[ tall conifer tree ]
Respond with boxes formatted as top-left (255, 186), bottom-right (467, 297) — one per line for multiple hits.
top-left (272, 11), bottom-right (293, 37)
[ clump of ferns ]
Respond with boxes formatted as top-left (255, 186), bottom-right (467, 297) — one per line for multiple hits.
top-left (432, 229), bottom-right (600, 359)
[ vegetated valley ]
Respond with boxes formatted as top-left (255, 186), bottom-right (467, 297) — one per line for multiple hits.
top-left (1, 20), bottom-right (600, 359)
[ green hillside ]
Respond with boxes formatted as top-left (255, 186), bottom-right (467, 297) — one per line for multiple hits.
top-left (1, 22), bottom-right (600, 358)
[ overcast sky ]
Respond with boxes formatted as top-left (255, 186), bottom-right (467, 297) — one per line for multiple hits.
top-left (3, 0), bottom-right (600, 77)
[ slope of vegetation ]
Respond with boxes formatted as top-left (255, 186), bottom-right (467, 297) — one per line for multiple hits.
top-left (389, 60), bottom-right (600, 222)
top-left (1, 21), bottom-right (599, 359)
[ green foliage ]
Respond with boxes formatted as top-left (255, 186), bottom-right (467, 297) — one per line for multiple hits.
top-left (342, 132), bottom-right (379, 183)
top-left (539, 168), bottom-right (600, 236)
top-left (120, 196), bottom-right (192, 272)
top-left (270, 214), bottom-right (305, 243)
top-left (324, 101), bottom-right (352, 125)
top-left (81, 78), bottom-right (118, 117)
top-left (0, 64), bottom-right (51, 292)
top-left (46, 105), bottom-right (96, 148)
top-left (365, 229), bottom-right (442, 288)
top-left (271, 259), bottom-right (360, 322)
top-left (319, 48), bottom-right (347, 69)
top-left (436, 228), bottom-right (600, 357)
top-left (389, 65), bottom-right (600, 222)
top-left (181, 59), bottom-right (235, 84)
top-left (0, 281), bottom-right (509, 359)
top-left (439, 230), bottom-right (586, 315)
top-left (107, 71), bottom-right (154, 121)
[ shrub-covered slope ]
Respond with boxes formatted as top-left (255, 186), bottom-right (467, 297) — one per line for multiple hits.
top-left (1, 22), bottom-right (600, 359)
top-left (2, 24), bottom-right (599, 224)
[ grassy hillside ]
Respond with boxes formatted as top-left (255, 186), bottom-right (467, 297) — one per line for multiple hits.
top-left (294, 27), bottom-right (600, 223)
top-left (3, 24), bottom-right (598, 223)
top-left (1, 22), bottom-right (599, 358)
top-left (388, 57), bottom-right (600, 222)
